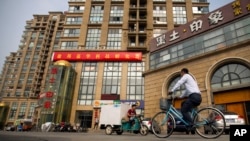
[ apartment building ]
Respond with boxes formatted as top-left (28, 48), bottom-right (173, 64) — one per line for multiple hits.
top-left (0, 0), bottom-right (209, 129)
top-left (0, 12), bottom-right (66, 129)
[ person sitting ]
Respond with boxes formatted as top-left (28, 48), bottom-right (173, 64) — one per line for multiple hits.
top-left (127, 104), bottom-right (137, 126)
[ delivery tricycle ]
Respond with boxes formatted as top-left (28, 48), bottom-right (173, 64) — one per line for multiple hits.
top-left (99, 103), bottom-right (149, 136)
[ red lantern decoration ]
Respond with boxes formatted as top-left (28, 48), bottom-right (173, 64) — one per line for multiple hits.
top-left (44, 101), bottom-right (52, 109)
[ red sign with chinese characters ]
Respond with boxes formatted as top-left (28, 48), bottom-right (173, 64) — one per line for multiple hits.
top-left (150, 0), bottom-right (250, 52)
top-left (51, 67), bottom-right (58, 74)
top-left (52, 52), bottom-right (142, 62)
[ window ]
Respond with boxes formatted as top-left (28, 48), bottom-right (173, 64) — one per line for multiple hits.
top-left (192, 6), bottom-right (209, 14)
top-left (27, 74), bottom-right (33, 84)
top-left (68, 6), bottom-right (84, 13)
top-left (63, 29), bottom-right (80, 37)
top-left (173, 6), bottom-right (187, 24)
top-left (55, 31), bottom-right (61, 39)
top-left (102, 62), bottom-right (121, 95)
top-left (28, 42), bottom-right (34, 49)
top-left (211, 63), bottom-right (250, 89)
top-left (153, 5), bottom-right (167, 24)
top-left (109, 6), bottom-right (123, 24)
top-left (106, 29), bottom-right (122, 49)
top-left (85, 29), bottom-right (101, 49)
top-left (18, 102), bottom-right (27, 119)
top-left (31, 32), bottom-right (37, 39)
top-left (89, 6), bottom-right (104, 23)
top-left (9, 102), bottom-right (18, 120)
top-left (127, 62), bottom-right (145, 100)
top-left (61, 41), bottom-right (78, 49)
top-left (78, 62), bottom-right (98, 105)
top-left (66, 17), bottom-right (82, 24)
top-left (27, 102), bottom-right (36, 119)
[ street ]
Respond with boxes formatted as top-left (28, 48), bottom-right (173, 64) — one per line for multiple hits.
top-left (0, 130), bottom-right (229, 141)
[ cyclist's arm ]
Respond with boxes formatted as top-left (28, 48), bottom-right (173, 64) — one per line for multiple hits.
top-left (171, 75), bottom-right (187, 92)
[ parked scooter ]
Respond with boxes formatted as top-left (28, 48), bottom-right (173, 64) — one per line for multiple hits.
top-left (53, 123), bottom-right (61, 132)
top-left (53, 122), bottom-right (74, 132)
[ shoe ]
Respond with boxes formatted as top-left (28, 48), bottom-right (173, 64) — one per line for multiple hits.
top-left (186, 125), bottom-right (196, 132)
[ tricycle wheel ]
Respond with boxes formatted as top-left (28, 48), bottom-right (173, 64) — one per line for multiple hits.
top-left (105, 126), bottom-right (113, 135)
top-left (140, 125), bottom-right (149, 136)
top-left (116, 130), bottom-right (123, 135)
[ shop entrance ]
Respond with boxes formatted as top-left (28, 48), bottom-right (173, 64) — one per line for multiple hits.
top-left (77, 110), bottom-right (93, 130)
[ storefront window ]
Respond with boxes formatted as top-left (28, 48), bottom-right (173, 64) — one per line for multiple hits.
top-left (211, 63), bottom-right (250, 89)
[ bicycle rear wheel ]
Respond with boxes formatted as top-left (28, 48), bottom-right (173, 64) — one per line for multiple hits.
top-left (151, 111), bottom-right (175, 138)
top-left (194, 107), bottom-right (225, 139)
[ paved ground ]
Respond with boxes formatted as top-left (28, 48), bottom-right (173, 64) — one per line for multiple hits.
top-left (0, 129), bottom-right (230, 141)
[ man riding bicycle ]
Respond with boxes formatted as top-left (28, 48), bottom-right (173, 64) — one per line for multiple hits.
top-left (168, 68), bottom-right (202, 131)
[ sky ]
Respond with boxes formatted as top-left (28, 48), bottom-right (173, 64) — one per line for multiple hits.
top-left (0, 0), bottom-right (234, 71)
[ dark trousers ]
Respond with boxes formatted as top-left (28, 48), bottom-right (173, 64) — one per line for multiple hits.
top-left (129, 117), bottom-right (135, 126)
top-left (181, 93), bottom-right (202, 125)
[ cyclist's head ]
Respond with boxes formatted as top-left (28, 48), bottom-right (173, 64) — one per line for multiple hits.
top-left (180, 68), bottom-right (189, 76)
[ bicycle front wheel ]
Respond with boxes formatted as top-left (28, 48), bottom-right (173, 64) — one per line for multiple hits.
top-left (151, 111), bottom-right (175, 138)
top-left (194, 107), bottom-right (226, 139)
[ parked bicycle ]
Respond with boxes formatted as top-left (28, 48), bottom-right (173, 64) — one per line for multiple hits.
top-left (151, 96), bottom-right (226, 139)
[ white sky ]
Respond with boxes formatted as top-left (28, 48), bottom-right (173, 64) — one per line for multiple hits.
top-left (0, 0), bottom-right (234, 71)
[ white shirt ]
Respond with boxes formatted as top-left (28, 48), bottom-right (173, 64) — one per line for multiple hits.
top-left (171, 73), bottom-right (200, 98)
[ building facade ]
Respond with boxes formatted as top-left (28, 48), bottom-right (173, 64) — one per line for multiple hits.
top-left (0, 0), bottom-right (210, 129)
top-left (0, 12), bottom-right (66, 129)
top-left (145, 0), bottom-right (250, 124)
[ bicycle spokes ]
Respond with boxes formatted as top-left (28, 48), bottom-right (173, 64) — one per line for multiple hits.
top-left (151, 112), bottom-right (175, 138)
top-left (194, 107), bottom-right (225, 139)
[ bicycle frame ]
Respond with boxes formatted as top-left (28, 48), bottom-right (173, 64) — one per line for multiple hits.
top-left (165, 104), bottom-right (197, 127)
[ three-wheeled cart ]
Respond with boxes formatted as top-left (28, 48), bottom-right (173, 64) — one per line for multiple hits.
top-left (99, 103), bottom-right (148, 135)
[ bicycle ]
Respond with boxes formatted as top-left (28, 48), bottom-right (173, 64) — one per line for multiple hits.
top-left (151, 96), bottom-right (226, 139)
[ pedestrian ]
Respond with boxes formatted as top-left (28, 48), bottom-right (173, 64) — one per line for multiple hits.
top-left (94, 117), bottom-right (99, 130)
top-left (36, 118), bottom-right (41, 131)
top-left (168, 68), bottom-right (202, 131)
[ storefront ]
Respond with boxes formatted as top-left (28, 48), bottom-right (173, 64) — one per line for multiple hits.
top-left (144, 0), bottom-right (250, 124)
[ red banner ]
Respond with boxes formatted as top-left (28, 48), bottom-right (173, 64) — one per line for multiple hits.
top-left (52, 51), bottom-right (142, 62)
